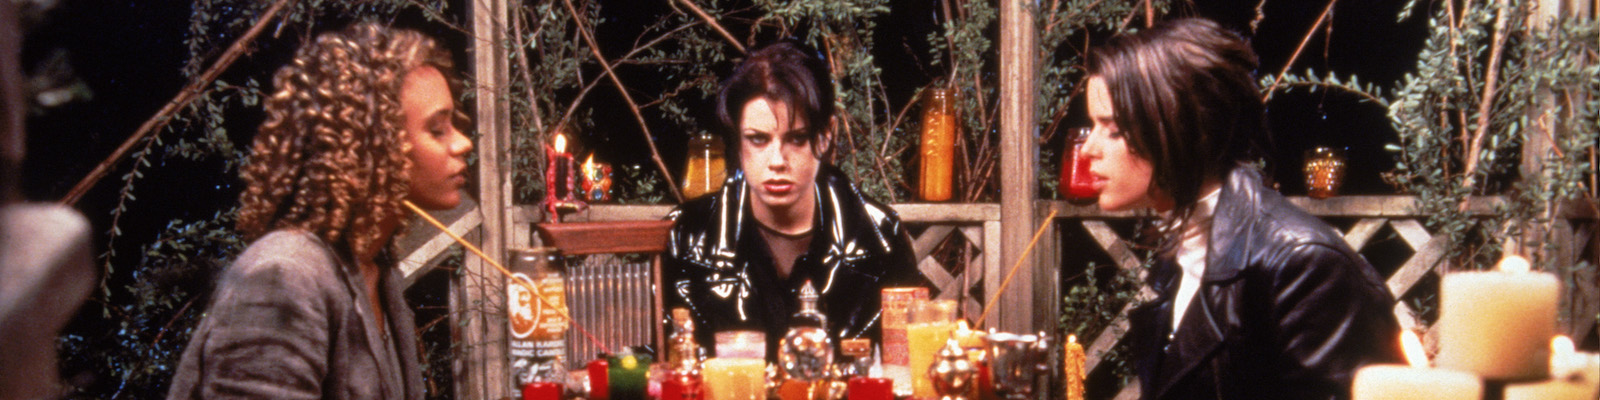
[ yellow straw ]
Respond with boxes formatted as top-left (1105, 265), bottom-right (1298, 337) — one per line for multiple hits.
top-left (975, 209), bottom-right (1059, 328)
top-left (402, 200), bottom-right (607, 352)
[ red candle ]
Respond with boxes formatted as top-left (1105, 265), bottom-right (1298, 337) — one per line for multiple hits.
top-left (522, 382), bottom-right (563, 400)
top-left (1061, 128), bottom-right (1097, 201)
top-left (588, 358), bottom-right (610, 400)
top-left (660, 372), bottom-right (704, 400)
top-left (848, 377), bottom-right (893, 400)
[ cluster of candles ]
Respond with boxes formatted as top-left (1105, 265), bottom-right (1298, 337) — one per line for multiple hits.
top-left (1352, 256), bottom-right (1600, 400)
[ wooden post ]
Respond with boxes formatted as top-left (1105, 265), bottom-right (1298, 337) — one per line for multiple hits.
top-left (460, 0), bottom-right (512, 397)
top-left (998, 0), bottom-right (1042, 334)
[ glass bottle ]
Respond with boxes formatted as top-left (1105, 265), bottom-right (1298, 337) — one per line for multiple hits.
top-left (682, 132), bottom-right (727, 200)
top-left (663, 307), bottom-right (706, 400)
top-left (778, 281), bottom-right (834, 400)
top-left (919, 87), bottom-right (957, 202)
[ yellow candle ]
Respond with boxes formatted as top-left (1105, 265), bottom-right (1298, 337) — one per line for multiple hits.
top-left (907, 321), bottom-right (954, 398)
top-left (1352, 330), bottom-right (1482, 400)
top-left (1063, 334), bottom-right (1085, 400)
top-left (1437, 256), bottom-right (1559, 380)
top-left (702, 357), bottom-right (766, 400)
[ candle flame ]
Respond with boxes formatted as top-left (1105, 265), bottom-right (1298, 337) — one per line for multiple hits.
top-left (583, 153), bottom-right (596, 175)
top-left (554, 133), bottom-right (568, 154)
top-left (1068, 334), bottom-right (1077, 344)
top-left (1552, 335), bottom-right (1576, 359)
top-left (1401, 330), bottom-right (1428, 368)
top-left (1497, 255), bottom-right (1531, 273)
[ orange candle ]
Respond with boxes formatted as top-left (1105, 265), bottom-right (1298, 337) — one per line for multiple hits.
top-left (1063, 334), bottom-right (1085, 400)
top-left (918, 87), bottom-right (955, 202)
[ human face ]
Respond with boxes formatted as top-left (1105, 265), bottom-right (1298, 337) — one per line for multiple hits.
top-left (401, 66), bottom-right (473, 210)
top-left (739, 97), bottom-right (827, 227)
top-left (1083, 76), bottom-right (1164, 212)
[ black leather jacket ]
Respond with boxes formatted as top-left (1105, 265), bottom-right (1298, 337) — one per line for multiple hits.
top-left (1129, 166), bottom-right (1404, 400)
top-left (663, 166), bottom-right (924, 359)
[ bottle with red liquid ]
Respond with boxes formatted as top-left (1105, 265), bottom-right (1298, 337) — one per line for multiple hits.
top-left (1059, 127), bottom-right (1097, 203)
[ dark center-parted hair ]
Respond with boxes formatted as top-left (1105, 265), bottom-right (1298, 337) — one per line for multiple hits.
top-left (1085, 18), bottom-right (1268, 217)
top-left (236, 22), bottom-right (453, 262)
top-left (715, 40), bottom-right (834, 169)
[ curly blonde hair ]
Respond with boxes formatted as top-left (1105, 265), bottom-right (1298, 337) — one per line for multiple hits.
top-left (237, 22), bottom-right (453, 262)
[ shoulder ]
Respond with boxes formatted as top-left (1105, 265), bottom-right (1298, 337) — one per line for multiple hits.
top-left (219, 230), bottom-right (345, 298)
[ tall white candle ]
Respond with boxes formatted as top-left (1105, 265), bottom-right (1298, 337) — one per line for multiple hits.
top-left (1436, 256), bottom-right (1559, 380)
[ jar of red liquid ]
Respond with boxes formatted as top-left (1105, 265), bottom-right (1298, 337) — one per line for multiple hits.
top-left (1060, 127), bottom-right (1097, 203)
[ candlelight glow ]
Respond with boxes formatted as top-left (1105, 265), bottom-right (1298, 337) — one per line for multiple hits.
top-left (1552, 335), bottom-right (1575, 358)
top-left (1068, 334), bottom-right (1077, 344)
top-left (554, 133), bottom-right (568, 154)
top-left (1497, 255), bottom-right (1531, 274)
top-left (1401, 330), bottom-right (1428, 368)
top-left (583, 153), bottom-right (596, 175)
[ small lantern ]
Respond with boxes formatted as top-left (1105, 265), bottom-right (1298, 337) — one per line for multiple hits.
top-left (1303, 146), bottom-right (1346, 199)
top-left (582, 153), bottom-right (613, 202)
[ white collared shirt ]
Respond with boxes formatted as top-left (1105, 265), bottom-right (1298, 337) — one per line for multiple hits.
top-left (1171, 188), bottom-right (1221, 334)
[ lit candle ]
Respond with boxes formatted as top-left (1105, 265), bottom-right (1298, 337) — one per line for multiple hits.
top-left (1352, 330), bottom-right (1482, 400)
top-left (907, 299), bottom-right (956, 398)
top-left (1064, 334), bottom-right (1085, 400)
top-left (702, 358), bottom-right (766, 400)
top-left (1506, 336), bottom-right (1600, 400)
top-left (551, 133), bottom-right (572, 199)
top-left (880, 287), bottom-right (928, 396)
top-left (1436, 255), bottom-right (1559, 380)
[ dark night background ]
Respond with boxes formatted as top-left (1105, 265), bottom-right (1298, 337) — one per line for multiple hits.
top-left (18, 0), bottom-right (1439, 397)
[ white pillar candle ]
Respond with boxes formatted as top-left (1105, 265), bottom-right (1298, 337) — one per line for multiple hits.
top-left (1506, 336), bottom-right (1600, 400)
top-left (1353, 365), bottom-right (1483, 400)
top-left (1436, 256), bottom-right (1559, 380)
top-left (1353, 330), bottom-right (1483, 400)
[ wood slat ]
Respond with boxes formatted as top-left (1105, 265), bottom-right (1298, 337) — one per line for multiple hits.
top-left (400, 207), bottom-right (482, 286)
top-left (534, 220), bottom-right (673, 255)
top-left (1390, 219), bottom-right (1433, 251)
top-left (913, 225), bottom-right (957, 261)
top-left (1082, 220), bottom-right (1142, 272)
top-left (1342, 218), bottom-right (1386, 250)
top-left (1387, 234), bottom-right (1447, 298)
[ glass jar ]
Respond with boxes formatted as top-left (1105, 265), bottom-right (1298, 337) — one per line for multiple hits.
top-left (918, 87), bottom-right (956, 202)
top-left (682, 132), bottom-right (727, 200)
top-left (1060, 127), bottom-right (1097, 203)
top-left (1304, 147), bottom-right (1346, 199)
top-left (508, 248), bottom-right (569, 388)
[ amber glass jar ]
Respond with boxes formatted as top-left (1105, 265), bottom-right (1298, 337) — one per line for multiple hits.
top-left (682, 132), bottom-right (727, 200)
top-left (1304, 146), bottom-right (1346, 199)
top-left (918, 87), bottom-right (956, 202)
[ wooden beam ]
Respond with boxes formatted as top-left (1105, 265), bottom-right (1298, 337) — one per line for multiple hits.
top-left (460, 0), bottom-right (511, 397)
top-left (999, 0), bottom-right (1041, 334)
top-left (400, 207), bottom-right (483, 287)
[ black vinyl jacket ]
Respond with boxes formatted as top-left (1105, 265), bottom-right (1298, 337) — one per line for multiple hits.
top-left (1129, 166), bottom-right (1405, 400)
top-left (663, 166), bottom-right (925, 360)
